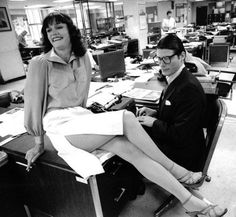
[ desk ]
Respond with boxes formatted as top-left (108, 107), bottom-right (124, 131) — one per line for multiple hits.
top-left (0, 111), bottom-right (142, 217)
top-left (91, 43), bottom-right (119, 52)
top-left (24, 45), bottom-right (44, 57)
top-left (184, 41), bottom-right (203, 58)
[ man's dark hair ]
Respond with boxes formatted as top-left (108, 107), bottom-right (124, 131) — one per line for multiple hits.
top-left (41, 11), bottom-right (86, 57)
top-left (167, 11), bottom-right (172, 16)
top-left (157, 34), bottom-right (185, 56)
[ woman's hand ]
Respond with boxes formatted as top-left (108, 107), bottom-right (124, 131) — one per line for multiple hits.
top-left (25, 143), bottom-right (44, 171)
top-left (137, 116), bottom-right (157, 127)
top-left (136, 107), bottom-right (157, 117)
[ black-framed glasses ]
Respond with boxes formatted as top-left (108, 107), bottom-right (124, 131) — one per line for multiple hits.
top-left (153, 53), bottom-right (177, 64)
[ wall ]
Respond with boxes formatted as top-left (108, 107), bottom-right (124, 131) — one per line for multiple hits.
top-left (0, 0), bottom-right (25, 83)
top-left (123, 0), bottom-right (147, 54)
top-left (191, 1), bottom-right (209, 25)
top-left (123, 0), bottom-right (173, 54)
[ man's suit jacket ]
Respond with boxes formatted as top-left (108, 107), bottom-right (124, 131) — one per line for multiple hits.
top-left (148, 67), bottom-right (207, 171)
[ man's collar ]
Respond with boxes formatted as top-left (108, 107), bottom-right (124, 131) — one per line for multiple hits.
top-left (166, 64), bottom-right (184, 85)
top-left (45, 49), bottom-right (76, 64)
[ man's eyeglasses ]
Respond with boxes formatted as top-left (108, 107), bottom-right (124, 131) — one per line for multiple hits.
top-left (153, 53), bottom-right (177, 64)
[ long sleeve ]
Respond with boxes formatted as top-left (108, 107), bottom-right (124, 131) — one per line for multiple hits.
top-left (24, 56), bottom-right (48, 136)
top-left (81, 51), bottom-right (92, 108)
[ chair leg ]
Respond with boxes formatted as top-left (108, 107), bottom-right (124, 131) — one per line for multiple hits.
top-left (24, 205), bottom-right (32, 217)
top-left (154, 194), bottom-right (176, 217)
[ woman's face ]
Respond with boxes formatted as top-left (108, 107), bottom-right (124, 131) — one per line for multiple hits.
top-left (46, 20), bottom-right (71, 50)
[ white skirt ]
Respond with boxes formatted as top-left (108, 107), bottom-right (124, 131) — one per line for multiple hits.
top-left (43, 106), bottom-right (125, 136)
top-left (42, 107), bottom-right (125, 179)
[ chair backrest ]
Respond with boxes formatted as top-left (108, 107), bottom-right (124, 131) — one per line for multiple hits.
top-left (208, 43), bottom-right (230, 67)
top-left (202, 97), bottom-right (227, 175)
top-left (127, 39), bottom-right (139, 58)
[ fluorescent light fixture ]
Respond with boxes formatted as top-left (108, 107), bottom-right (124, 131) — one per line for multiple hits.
top-left (84, 5), bottom-right (102, 10)
top-left (9, 0), bottom-right (26, 1)
top-left (114, 2), bottom-right (123, 5)
top-left (24, 5), bottom-right (49, 9)
top-left (56, 5), bottom-right (74, 9)
top-left (53, 0), bottom-right (73, 3)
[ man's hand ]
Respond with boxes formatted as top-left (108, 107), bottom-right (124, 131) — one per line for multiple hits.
top-left (137, 116), bottom-right (156, 127)
top-left (25, 143), bottom-right (44, 172)
top-left (136, 107), bottom-right (157, 117)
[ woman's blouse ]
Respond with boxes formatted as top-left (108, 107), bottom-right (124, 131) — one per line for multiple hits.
top-left (24, 49), bottom-right (92, 137)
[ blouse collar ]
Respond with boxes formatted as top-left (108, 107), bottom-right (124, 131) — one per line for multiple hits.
top-left (45, 49), bottom-right (76, 64)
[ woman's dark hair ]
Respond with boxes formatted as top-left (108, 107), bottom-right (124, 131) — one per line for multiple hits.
top-left (167, 11), bottom-right (172, 15)
top-left (41, 11), bottom-right (86, 57)
top-left (157, 34), bottom-right (185, 56)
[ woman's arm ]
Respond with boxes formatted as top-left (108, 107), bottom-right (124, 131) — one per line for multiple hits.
top-left (24, 56), bottom-right (48, 169)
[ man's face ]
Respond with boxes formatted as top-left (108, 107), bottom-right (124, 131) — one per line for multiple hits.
top-left (156, 49), bottom-right (185, 77)
top-left (167, 13), bottom-right (172, 19)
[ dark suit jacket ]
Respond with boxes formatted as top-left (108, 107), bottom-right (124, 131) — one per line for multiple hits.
top-left (147, 67), bottom-right (207, 171)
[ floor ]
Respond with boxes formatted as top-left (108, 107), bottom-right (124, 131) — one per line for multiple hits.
top-left (0, 52), bottom-right (236, 217)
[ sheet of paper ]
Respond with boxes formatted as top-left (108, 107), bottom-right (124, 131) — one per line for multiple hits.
top-left (0, 107), bottom-right (26, 137)
top-left (87, 91), bottom-right (115, 107)
top-left (134, 72), bottom-right (155, 82)
top-left (123, 88), bottom-right (161, 102)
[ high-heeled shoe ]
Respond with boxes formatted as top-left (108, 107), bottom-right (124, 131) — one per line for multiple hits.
top-left (178, 171), bottom-right (206, 190)
top-left (183, 195), bottom-right (228, 217)
top-left (168, 163), bottom-right (206, 190)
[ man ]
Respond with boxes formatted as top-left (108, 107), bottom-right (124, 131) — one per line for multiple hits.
top-left (137, 34), bottom-right (206, 172)
top-left (17, 30), bottom-right (28, 49)
top-left (162, 11), bottom-right (176, 33)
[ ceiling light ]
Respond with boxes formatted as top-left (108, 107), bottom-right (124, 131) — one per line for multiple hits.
top-left (114, 2), bottom-right (123, 5)
top-left (53, 0), bottom-right (73, 3)
top-left (24, 5), bottom-right (49, 9)
top-left (9, 0), bottom-right (26, 1)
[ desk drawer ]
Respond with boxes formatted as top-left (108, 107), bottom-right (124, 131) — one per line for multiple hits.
top-left (97, 156), bottom-right (144, 217)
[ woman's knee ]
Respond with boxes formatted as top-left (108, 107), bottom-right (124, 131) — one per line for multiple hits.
top-left (103, 136), bottom-right (141, 161)
top-left (123, 110), bottom-right (137, 130)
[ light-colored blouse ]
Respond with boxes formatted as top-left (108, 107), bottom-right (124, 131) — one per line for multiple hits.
top-left (24, 49), bottom-right (92, 137)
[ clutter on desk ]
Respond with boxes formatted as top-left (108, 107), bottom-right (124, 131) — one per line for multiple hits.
top-left (0, 107), bottom-right (26, 147)
top-left (123, 88), bottom-right (161, 102)
top-left (10, 90), bottom-right (24, 104)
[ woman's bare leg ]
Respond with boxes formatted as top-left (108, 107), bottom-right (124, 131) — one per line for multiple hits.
top-left (121, 111), bottom-right (201, 180)
top-left (66, 134), bottom-right (115, 152)
top-left (66, 133), bottom-right (225, 214)
top-left (66, 110), bottom-right (200, 181)
top-left (100, 136), bottom-right (225, 214)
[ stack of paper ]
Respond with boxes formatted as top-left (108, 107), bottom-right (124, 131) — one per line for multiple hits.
top-left (123, 88), bottom-right (161, 102)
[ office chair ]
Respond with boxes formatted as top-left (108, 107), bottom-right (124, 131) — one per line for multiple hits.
top-left (126, 39), bottom-right (139, 58)
top-left (154, 97), bottom-right (227, 217)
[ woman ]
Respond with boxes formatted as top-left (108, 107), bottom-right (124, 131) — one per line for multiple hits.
top-left (24, 12), bottom-right (227, 217)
